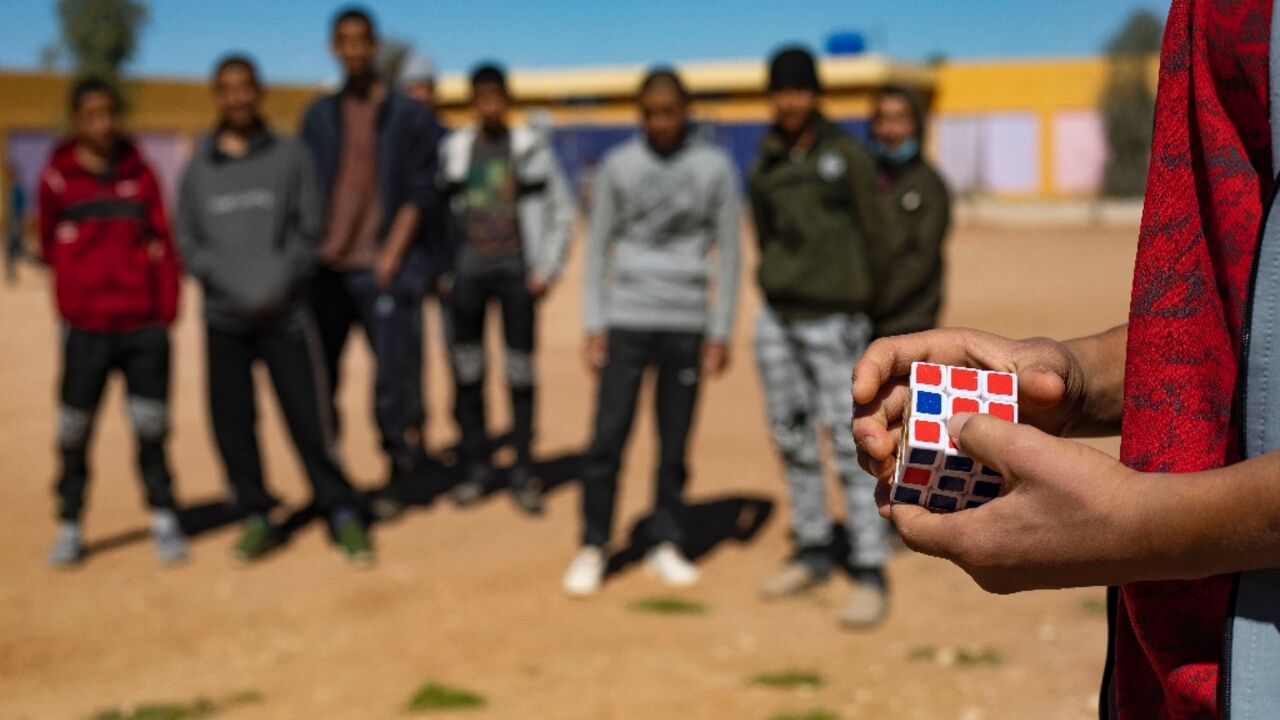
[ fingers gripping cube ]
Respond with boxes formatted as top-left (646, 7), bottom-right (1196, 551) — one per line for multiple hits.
top-left (891, 362), bottom-right (1020, 512)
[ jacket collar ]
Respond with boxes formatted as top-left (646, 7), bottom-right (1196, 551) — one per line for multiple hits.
top-left (208, 120), bottom-right (276, 162)
top-left (761, 113), bottom-right (840, 162)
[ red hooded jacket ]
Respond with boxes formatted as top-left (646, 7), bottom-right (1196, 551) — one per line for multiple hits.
top-left (38, 137), bottom-right (179, 332)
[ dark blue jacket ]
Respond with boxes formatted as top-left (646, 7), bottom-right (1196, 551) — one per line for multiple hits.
top-left (300, 86), bottom-right (441, 293)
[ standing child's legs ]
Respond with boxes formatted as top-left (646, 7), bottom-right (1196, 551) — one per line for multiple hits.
top-left (649, 332), bottom-right (703, 550)
top-left (309, 266), bottom-right (359, 437)
top-left (450, 273), bottom-right (494, 502)
top-left (259, 309), bottom-right (360, 515)
top-left (207, 324), bottom-right (274, 517)
top-left (118, 326), bottom-right (176, 513)
top-left (55, 327), bottom-right (112, 523)
top-left (805, 313), bottom-right (888, 571)
top-left (580, 330), bottom-right (650, 548)
top-left (118, 325), bottom-right (184, 564)
top-left (497, 273), bottom-right (536, 471)
top-left (754, 308), bottom-right (829, 575)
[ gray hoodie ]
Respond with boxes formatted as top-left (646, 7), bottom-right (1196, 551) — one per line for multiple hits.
top-left (584, 133), bottom-right (741, 340)
top-left (178, 129), bottom-right (322, 332)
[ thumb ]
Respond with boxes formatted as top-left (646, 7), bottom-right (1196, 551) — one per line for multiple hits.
top-left (946, 412), bottom-right (1045, 478)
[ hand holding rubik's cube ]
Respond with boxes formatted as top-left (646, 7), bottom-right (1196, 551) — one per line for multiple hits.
top-left (890, 362), bottom-right (1019, 513)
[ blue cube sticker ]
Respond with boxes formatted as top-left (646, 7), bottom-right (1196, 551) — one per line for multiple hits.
top-left (943, 456), bottom-right (975, 473)
top-left (927, 494), bottom-right (959, 512)
top-left (914, 390), bottom-right (944, 416)
top-left (979, 465), bottom-right (1003, 478)
top-left (937, 475), bottom-right (967, 493)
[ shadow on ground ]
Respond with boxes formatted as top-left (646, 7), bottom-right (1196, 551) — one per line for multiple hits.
top-left (606, 495), bottom-right (775, 576)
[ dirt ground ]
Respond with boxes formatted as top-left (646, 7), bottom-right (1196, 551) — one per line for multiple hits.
top-left (0, 220), bottom-right (1137, 720)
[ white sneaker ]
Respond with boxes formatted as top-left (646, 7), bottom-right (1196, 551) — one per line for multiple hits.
top-left (644, 542), bottom-right (699, 587)
top-left (562, 546), bottom-right (606, 598)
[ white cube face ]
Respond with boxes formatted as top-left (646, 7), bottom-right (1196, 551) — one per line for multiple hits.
top-left (891, 364), bottom-right (1020, 513)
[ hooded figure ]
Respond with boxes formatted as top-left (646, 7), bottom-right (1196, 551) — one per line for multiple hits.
top-left (869, 84), bottom-right (951, 338)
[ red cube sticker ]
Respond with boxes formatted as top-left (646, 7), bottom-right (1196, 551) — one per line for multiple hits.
top-left (912, 362), bottom-right (944, 388)
top-left (985, 372), bottom-right (1015, 397)
top-left (913, 419), bottom-right (942, 444)
top-left (902, 467), bottom-right (932, 486)
top-left (988, 402), bottom-right (1018, 423)
top-left (949, 367), bottom-right (980, 394)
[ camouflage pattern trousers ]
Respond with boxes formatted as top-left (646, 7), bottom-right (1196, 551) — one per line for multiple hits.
top-left (754, 306), bottom-right (889, 568)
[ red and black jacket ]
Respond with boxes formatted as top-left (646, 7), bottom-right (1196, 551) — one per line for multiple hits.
top-left (38, 137), bottom-right (179, 332)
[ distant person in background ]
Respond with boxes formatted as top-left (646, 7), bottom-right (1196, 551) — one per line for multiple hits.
top-left (38, 78), bottom-right (185, 567)
top-left (5, 163), bottom-right (26, 284)
top-left (870, 85), bottom-right (951, 338)
top-left (750, 47), bottom-right (898, 628)
top-left (178, 55), bottom-right (370, 564)
top-left (301, 6), bottom-right (439, 514)
top-left (562, 68), bottom-right (741, 597)
top-left (381, 53), bottom-right (456, 518)
top-left (439, 62), bottom-right (573, 514)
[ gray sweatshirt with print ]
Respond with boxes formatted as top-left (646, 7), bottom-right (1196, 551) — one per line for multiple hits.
top-left (584, 134), bottom-right (741, 339)
top-left (178, 130), bottom-right (321, 333)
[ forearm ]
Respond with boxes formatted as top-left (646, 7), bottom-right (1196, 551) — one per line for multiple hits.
top-left (381, 204), bottom-right (421, 263)
top-left (1131, 451), bottom-right (1280, 581)
top-left (1061, 324), bottom-right (1128, 437)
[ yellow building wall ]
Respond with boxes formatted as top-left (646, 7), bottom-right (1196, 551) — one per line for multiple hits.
top-left (0, 55), bottom-right (1158, 201)
top-left (932, 56), bottom-right (1158, 198)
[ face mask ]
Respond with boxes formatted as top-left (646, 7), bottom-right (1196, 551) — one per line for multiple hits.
top-left (872, 138), bottom-right (919, 166)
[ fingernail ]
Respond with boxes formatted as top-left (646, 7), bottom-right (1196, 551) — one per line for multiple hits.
top-left (947, 413), bottom-right (974, 439)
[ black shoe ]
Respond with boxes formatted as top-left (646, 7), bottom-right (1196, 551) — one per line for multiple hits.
top-left (371, 464), bottom-right (412, 521)
top-left (509, 465), bottom-right (543, 516)
top-left (450, 464), bottom-right (490, 507)
top-left (370, 491), bottom-right (406, 521)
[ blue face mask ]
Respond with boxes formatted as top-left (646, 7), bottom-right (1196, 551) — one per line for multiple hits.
top-left (872, 138), bottom-right (919, 166)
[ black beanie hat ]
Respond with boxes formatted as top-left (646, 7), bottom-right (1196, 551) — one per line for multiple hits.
top-left (768, 46), bottom-right (821, 93)
top-left (470, 62), bottom-right (508, 94)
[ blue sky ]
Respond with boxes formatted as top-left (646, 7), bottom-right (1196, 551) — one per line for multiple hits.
top-left (0, 0), bottom-right (1173, 84)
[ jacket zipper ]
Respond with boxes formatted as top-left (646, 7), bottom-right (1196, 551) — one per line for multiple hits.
top-left (1220, 170), bottom-right (1280, 718)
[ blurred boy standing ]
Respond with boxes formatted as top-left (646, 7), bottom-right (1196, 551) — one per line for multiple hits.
top-left (178, 56), bottom-right (371, 564)
top-left (562, 69), bottom-right (740, 596)
top-left (750, 47), bottom-right (897, 627)
top-left (38, 78), bottom-right (185, 566)
top-left (5, 163), bottom-right (26, 284)
top-left (301, 7), bottom-right (439, 503)
top-left (439, 63), bottom-right (573, 513)
top-left (869, 85), bottom-right (951, 338)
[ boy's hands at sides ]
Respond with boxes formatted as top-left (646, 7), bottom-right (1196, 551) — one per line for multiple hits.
top-left (701, 340), bottom-right (731, 377)
top-left (887, 412), bottom-right (1149, 594)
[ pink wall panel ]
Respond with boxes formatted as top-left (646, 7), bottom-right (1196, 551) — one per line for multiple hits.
top-left (1052, 111), bottom-right (1106, 194)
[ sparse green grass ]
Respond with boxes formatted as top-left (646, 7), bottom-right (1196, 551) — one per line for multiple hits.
top-left (768, 709), bottom-right (838, 720)
top-left (1082, 596), bottom-right (1108, 617)
top-left (907, 644), bottom-right (1004, 667)
top-left (749, 670), bottom-right (824, 689)
top-left (955, 647), bottom-right (1004, 667)
top-left (404, 683), bottom-right (486, 712)
top-left (89, 691), bottom-right (263, 720)
top-left (907, 644), bottom-right (937, 661)
top-left (626, 596), bottom-right (708, 615)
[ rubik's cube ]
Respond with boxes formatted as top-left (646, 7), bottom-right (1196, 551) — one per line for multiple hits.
top-left (890, 362), bottom-right (1019, 513)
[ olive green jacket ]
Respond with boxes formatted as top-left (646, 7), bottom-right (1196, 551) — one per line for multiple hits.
top-left (874, 157), bottom-right (951, 337)
top-left (749, 118), bottom-right (899, 320)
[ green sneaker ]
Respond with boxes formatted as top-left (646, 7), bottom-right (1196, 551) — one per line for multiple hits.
top-left (232, 515), bottom-right (276, 563)
top-left (332, 510), bottom-right (374, 567)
